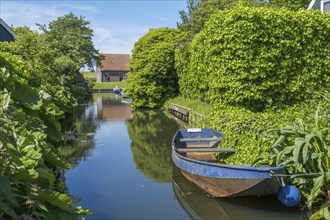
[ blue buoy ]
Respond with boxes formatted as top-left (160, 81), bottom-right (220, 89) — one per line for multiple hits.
top-left (277, 185), bottom-right (301, 207)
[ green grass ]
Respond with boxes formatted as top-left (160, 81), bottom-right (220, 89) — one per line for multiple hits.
top-left (164, 96), bottom-right (212, 128)
top-left (81, 72), bottom-right (128, 89)
top-left (82, 71), bottom-right (96, 82)
top-left (165, 96), bottom-right (210, 115)
top-left (93, 80), bottom-right (128, 89)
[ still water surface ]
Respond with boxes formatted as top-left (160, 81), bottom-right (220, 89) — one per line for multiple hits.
top-left (64, 93), bottom-right (307, 219)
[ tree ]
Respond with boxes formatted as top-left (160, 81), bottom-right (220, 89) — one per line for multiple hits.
top-left (126, 28), bottom-right (186, 109)
top-left (37, 13), bottom-right (101, 86)
top-left (177, 0), bottom-right (265, 41)
top-left (3, 26), bottom-right (60, 87)
top-left (38, 12), bottom-right (100, 70)
top-left (269, 0), bottom-right (310, 11)
top-left (177, 0), bottom-right (200, 33)
top-left (33, 12), bottom-right (101, 100)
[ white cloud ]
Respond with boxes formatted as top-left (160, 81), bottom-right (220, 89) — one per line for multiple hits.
top-left (92, 23), bottom-right (148, 54)
top-left (1, 1), bottom-right (64, 29)
top-left (0, 1), bottom-right (169, 54)
top-left (0, 1), bottom-right (98, 29)
top-left (53, 3), bottom-right (98, 13)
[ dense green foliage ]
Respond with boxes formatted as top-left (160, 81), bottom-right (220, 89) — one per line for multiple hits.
top-left (37, 12), bottom-right (100, 71)
top-left (178, 0), bottom-right (310, 41)
top-left (126, 28), bottom-right (186, 109)
top-left (0, 65), bottom-right (90, 218)
top-left (176, 7), bottom-right (330, 111)
top-left (1, 13), bottom-right (100, 101)
top-left (0, 12), bottom-right (97, 219)
top-left (37, 13), bottom-right (100, 101)
top-left (178, 0), bottom-right (225, 41)
top-left (0, 27), bottom-right (59, 88)
top-left (178, 0), bottom-right (265, 41)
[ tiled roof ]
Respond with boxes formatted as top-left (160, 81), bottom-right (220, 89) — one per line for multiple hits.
top-left (99, 54), bottom-right (130, 71)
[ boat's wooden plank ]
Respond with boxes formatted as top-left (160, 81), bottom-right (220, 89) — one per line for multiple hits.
top-left (179, 137), bottom-right (220, 142)
top-left (177, 148), bottom-right (236, 153)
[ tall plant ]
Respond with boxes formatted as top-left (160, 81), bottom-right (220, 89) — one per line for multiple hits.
top-left (269, 92), bottom-right (330, 219)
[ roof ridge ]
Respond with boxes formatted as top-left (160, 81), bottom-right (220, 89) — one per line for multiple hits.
top-left (0, 19), bottom-right (17, 37)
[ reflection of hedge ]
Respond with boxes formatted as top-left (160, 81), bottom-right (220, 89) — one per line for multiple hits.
top-left (176, 7), bottom-right (330, 111)
top-left (127, 28), bottom-right (186, 108)
top-left (126, 109), bottom-right (180, 182)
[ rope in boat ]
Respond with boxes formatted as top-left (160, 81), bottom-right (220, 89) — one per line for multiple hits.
top-left (270, 171), bottom-right (330, 178)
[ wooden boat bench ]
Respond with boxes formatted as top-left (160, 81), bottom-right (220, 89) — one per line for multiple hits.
top-left (179, 137), bottom-right (220, 142)
top-left (176, 148), bottom-right (236, 153)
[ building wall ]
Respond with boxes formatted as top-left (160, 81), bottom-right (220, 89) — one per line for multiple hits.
top-left (101, 71), bottom-right (128, 82)
top-left (0, 25), bottom-right (14, 42)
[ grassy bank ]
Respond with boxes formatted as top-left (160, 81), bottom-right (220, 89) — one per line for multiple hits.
top-left (81, 71), bottom-right (128, 89)
top-left (82, 71), bottom-right (96, 81)
top-left (93, 80), bottom-right (128, 89)
top-left (164, 96), bottom-right (212, 127)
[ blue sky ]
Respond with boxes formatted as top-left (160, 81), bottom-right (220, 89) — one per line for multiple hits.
top-left (0, 0), bottom-right (187, 54)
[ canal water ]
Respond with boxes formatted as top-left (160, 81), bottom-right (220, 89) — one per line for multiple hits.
top-left (63, 93), bottom-right (308, 220)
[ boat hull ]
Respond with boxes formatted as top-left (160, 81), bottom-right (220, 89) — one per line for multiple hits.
top-left (172, 151), bottom-right (283, 197)
top-left (171, 128), bottom-right (285, 198)
top-left (180, 170), bottom-right (280, 197)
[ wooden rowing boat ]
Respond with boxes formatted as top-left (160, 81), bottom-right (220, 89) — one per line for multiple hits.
top-left (172, 128), bottom-right (286, 197)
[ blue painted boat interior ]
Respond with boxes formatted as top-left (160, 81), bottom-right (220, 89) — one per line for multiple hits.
top-left (173, 128), bottom-right (224, 148)
top-left (172, 128), bottom-right (286, 179)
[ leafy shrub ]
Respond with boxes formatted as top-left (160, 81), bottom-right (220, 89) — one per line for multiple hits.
top-left (127, 28), bottom-right (186, 109)
top-left (176, 6), bottom-right (330, 111)
top-left (210, 102), bottom-right (318, 165)
top-left (0, 61), bottom-right (89, 218)
top-left (269, 91), bottom-right (329, 219)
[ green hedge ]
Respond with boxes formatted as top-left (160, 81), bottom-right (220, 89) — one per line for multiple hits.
top-left (127, 28), bottom-right (186, 109)
top-left (176, 6), bottom-right (330, 111)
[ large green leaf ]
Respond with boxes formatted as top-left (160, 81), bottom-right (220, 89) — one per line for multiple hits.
top-left (35, 167), bottom-right (55, 188)
top-left (0, 176), bottom-right (18, 207)
top-left (45, 147), bottom-right (71, 169)
top-left (15, 83), bottom-right (43, 110)
top-left (308, 174), bottom-right (325, 207)
top-left (293, 138), bottom-right (305, 164)
top-left (2, 91), bottom-right (10, 110)
top-left (38, 191), bottom-right (73, 210)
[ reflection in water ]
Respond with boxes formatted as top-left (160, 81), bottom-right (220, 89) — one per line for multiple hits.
top-left (65, 94), bottom-right (188, 219)
top-left (172, 166), bottom-right (308, 220)
top-left (59, 98), bottom-right (99, 167)
top-left (126, 109), bottom-right (180, 182)
top-left (59, 94), bottom-right (133, 167)
top-left (96, 93), bottom-right (133, 121)
top-left (63, 93), bottom-right (308, 219)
